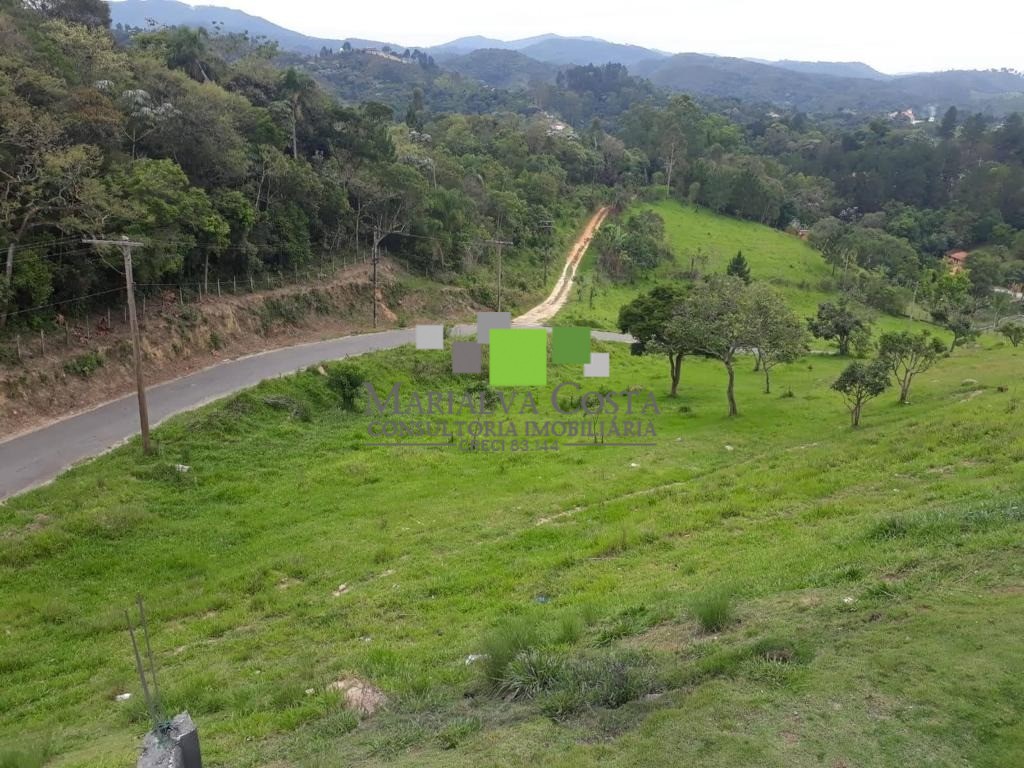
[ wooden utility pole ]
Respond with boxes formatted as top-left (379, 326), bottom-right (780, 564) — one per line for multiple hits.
top-left (483, 238), bottom-right (513, 312)
top-left (538, 219), bottom-right (554, 285)
top-left (372, 226), bottom-right (380, 328)
top-left (83, 237), bottom-right (151, 454)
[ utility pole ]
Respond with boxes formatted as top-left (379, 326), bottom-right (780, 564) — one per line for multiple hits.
top-left (483, 238), bottom-right (513, 312)
top-left (83, 237), bottom-right (151, 454)
top-left (538, 220), bottom-right (554, 285)
top-left (372, 226), bottom-right (380, 328)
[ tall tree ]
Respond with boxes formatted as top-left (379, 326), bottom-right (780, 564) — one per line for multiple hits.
top-left (666, 275), bottom-right (751, 416)
top-left (938, 106), bottom-right (958, 140)
top-left (618, 284), bottom-right (690, 396)
top-left (278, 68), bottom-right (316, 159)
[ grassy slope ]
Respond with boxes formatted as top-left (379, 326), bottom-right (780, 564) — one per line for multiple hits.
top-left (1, 338), bottom-right (1022, 767)
top-left (558, 200), bottom-right (943, 342)
top-left (2, 204), bottom-right (1021, 767)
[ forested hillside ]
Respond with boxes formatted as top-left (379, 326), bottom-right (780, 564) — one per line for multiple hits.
top-left (0, 1), bottom-right (609, 330)
top-left (3, 0), bottom-right (1024, 341)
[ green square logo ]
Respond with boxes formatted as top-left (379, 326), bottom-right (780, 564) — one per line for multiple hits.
top-left (489, 329), bottom-right (547, 387)
top-left (551, 326), bottom-right (591, 365)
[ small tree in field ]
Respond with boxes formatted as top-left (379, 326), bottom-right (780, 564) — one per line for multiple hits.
top-left (748, 283), bottom-right (807, 393)
top-left (808, 300), bottom-right (871, 356)
top-left (877, 331), bottom-right (947, 404)
top-left (726, 250), bottom-right (751, 284)
top-left (618, 284), bottom-right (689, 396)
top-left (832, 360), bottom-right (890, 427)
top-left (999, 322), bottom-right (1024, 347)
top-left (666, 275), bottom-right (749, 416)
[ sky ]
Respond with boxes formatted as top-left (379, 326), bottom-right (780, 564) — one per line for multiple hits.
top-left (158, 0), bottom-right (1022, 74)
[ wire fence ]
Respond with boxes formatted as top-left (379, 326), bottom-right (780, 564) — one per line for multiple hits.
top-left (1, 249), bottom-right (376, 365)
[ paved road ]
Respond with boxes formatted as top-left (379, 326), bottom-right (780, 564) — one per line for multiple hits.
top-left (0, 213), bottom-right (629, 500)
top-left (0, 330), bottom-right (415, 499)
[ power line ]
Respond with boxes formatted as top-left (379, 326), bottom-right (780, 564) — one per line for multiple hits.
top-left (3, 286), bottom-right (125, 317)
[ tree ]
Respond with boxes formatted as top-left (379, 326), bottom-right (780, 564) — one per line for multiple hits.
top-left (999, 322), bottom-right (1024, 347)
top-left (278, 68), bottom-right (316, 159)
top-left (965, 251), bottom-right (1006, 298)
top-left (808, 216), bottom-right (849, 275)
top-left (666, 275), bottom-right (750, 416)
top-left (24, 0), bottom-right (110, 27)
top-left (618, 284), bottom-right (690, 396)
top-left (748, 283), bottom-right (807, 394)
top-left (832, 360), bottom-right (891, 427)
top-left (160, 26), bottom-right (223, 83)
top-left (726, 250), bottom-right (751, 283)
top-left (926, 272), bottom-right (978, 352)
top-left (808, 300), bottom-right (871, 356)
top-left (938, 106), bottom-right (958, 140)
top-left (877, 331), bottom-right (947, 404)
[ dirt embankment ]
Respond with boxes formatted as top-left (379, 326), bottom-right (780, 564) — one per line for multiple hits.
top-left (0, 259), bottom-right (478, 438)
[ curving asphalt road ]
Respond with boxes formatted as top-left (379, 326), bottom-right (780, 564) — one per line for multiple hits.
top-left (0, 211), bottom-right (629, 501)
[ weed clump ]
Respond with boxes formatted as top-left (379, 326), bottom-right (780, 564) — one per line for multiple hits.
top-left (689, 588), bottom-right (735, 633)
top-left (62, 351), bottom-right (103, 378)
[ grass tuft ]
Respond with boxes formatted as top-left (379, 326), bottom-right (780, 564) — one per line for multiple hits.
top-left (689, 588), bottom-right (735, 633)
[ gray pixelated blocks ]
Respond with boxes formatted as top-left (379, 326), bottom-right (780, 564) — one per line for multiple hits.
top-left (415, 324), bottom-right (444, 350)
top-left (583, 352), bottom-right (610, 378)
top-left (452, 342), bottom-right (482, 374)
top-left (475, 312), bottom-right (510, 344)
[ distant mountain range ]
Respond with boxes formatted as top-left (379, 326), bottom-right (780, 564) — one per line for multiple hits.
top-left (108, 0), bottom-right (402, 53)
top-left (107, 0), bottom-right (1024, 114)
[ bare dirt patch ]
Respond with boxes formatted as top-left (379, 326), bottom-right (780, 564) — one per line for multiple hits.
top-left (327, 677), bottom-right (386, 717)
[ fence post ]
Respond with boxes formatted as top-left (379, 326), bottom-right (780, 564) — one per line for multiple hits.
top-left (39, 329), bottom-right (45, 356)
top-left (15, 333), bottom-right (21, 361)
top-left (217, 280), bottom-right (221, 297)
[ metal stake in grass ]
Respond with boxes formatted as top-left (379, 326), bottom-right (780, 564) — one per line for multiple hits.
top-left (126, 596), bottom-right (167, 732)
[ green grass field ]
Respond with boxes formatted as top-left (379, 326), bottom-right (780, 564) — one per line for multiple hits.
top-left (2, 204), bottom-right (1022, 767)
top-left (558, 200), bottom-right (941, 342)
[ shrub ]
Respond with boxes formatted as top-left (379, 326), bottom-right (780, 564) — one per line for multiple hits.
top-left (62, 351), bottom-right (103, 378)
top-left (326, 364), bottom-right (365, 411)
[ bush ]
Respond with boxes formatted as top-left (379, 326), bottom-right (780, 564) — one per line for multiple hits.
top-left (326, 363), bottom-right (365, 411)
top-left (689, 588), bottom-right (734, 633)
top-left (62, 351), bottom-right (103, 378)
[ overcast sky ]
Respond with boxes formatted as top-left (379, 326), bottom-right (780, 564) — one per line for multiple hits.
top-left (173, 0), bottom-right (1021, 74)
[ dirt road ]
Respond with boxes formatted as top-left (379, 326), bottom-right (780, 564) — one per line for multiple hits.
top-left (514, 206), bottom-right (611, 326)
top-left (0, 208), bottom-right (615, 500)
